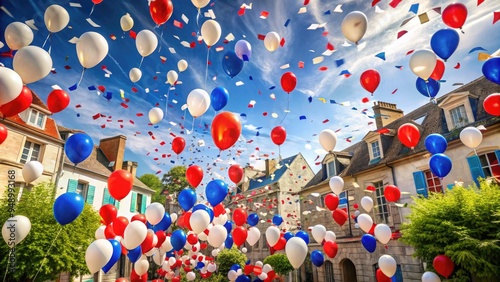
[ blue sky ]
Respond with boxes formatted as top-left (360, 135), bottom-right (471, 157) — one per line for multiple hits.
top-left (1, 0), bottom-right (499, 194)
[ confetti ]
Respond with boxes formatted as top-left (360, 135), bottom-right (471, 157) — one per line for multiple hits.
top-left (69, 2), bottom-right (82, 7)
top-left (86, 18), bottom-right (101, 27)
top-left (0, 6), bottom-right (14, 18)
top-left (334, 5), bottom-right (343, 13)
top-left (260, 11), bottom-right (269, 19)
top-left (181, 14), bottom-right (189, 24)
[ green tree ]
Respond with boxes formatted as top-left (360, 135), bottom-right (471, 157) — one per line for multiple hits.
top-left (139, 173), bottom-right (164, 204)
top-left (401, 180), bottom-right (500, 281)
top-left (162, 166), bottom-right (188, 195)
top-left (264, 253), bottom-right (294, 279)
top-left (0, 183), bottom-right (101, 282)
top-left (216, 247), bottom-right (247, 276)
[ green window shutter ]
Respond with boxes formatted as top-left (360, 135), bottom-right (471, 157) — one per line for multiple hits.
top-left (140, 195), bottom-right (148, 214)
top-left (130, 192), bottom-right (137, 212)
top-left (86, 185), bottom-right (95, 204)
top-left (102, 188), bottom-right (111, 205)
top-left (67, 179), bottom-right (78, 193)
top-left (447, 184), bottom-right (455, 190)
top-left (467, 155), bottom-right (485, 187)
top-left (412, 171), bottom-right (428, 198)
top-left (115, 200), bottom-right (120, 210)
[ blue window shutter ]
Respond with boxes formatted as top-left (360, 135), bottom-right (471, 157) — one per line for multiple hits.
top-left (495, 150), bottom-right (500, 165)
top-left (67, 179), bottom-right (78, 193)
top-left (413, 171), bottom-right (428, 198)
top-left (102, 188), bottom-right (111, 205)
top-left (115, 200), bottom-right (120, 210)
top-left (467, 155), bottom-right (485, 186)
top-left (140, 195), bottom-right (148, 214)
top-left (447, 184), bottom-right (455, 190)
top-left (86, 185), bottom-right (95, 204)
top-left (130, 192), bottom-right (137, 212)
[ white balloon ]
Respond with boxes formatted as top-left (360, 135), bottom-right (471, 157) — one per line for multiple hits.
top-left (266, 226), bottom-right (280, 247)
top-left (22, 161), bottom-right (44, 183)
top-left (213, 213), bottom-right (227, 225)
top-left (4, 22), bottom-right (33, 50)
top-left (208, 224), bottom-right (227, 248)
top-left (134, 259), bottom-right (149, 276)
top-left (324, 231), bottom-right (336, 242)
top-left (171, 213), bottom-right (178, 223)
top-left (186, 271), bottom-right (196, 281)
top-left (178, 59), bottom-right (188, 72)
top-left (329, 176), bottom-right (344, 195)
top-left (161, 236), bottom-right (173, 253)
top-left (0, 67), bottom-right (23, 107)
top-left (264, 32), bottom-right (280, 52)
top-left (246, 226), bottom-right (260, 246)
top-left (168, 256), bottom-right (176, 266)
top-left (311, 225), bottom-right (326, 244)
top-left (422, 271), bottom-right (441, 282)
top-left (228, 270), bottom-right (238, 281)
top-left (120, 13), bottom-right (134, 32)
top-left (285, 237), bottom-right (308, 269)
top-left (129, 68), bottom-right (142, 83)
top-left (187, 89), bottom-right (210, 118)
top-left (374, 224), bottom-right (392, 245)
top-left (211, 249), bottom-right (219, 256)
top-left (123, 221), bottom-right (147, 250)
top-left (409, 50), bottom-right (437, 80)
top-left (191, 0), bottom-right (210, 8)
top-left (2, 215), bottom-right (31, 248)
top-left (44, 5), bottom-right (69, 33)
top-left (319, 129), bottom-right (338, 152)
top-left (354, 210), bottom-right (360, 217)
top-left (85, 239), bottom-right (113, 274)
top-left (13, 46), bottom-right (52, 84)
top-left (341, 11), bottom-right (368, 44)
top-left (255, 261), bottom-right (263, 267)
top-left (146, 247), bottom-right (157, 257)
top-left (378, 255), bottom-right (397, 277)
top-left (76, 32), bottom-right (109, 69)
top-left (361, 196), bottom-right (374, 212)
top-left (242, 247), bottom-right (247, 253)
top-left (197, 231), bottom-right (208, 241)
top-left (201, 20), bottom-right (221, 47)
top-left (190, 210), bottom-right (211, 234)
top-left (167, 70), bottom-right (178, 85)
top-left (358, 214), bottom-right (374, 233)
top-left (459, 127), bottom-right (483, 149)
top-left (235, 39), bottom-right (252, 61)
top-left (153, 249), bottom-right (165, 266)
top-left (95, 226), bottom-right (106, 240)
top-left (136, 29), bottom-right (158, 57)
top-left (148, 107), bottom-right (164, 125)
top-left (258, 273), bottom-right (268, 280)
top-left (146, 203), bottom-right (165, 225)
top-left (207, 263), bottom-right (217, 272)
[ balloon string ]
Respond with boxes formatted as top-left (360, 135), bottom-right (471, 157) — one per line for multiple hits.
top-left (280, 95), bottom-right (290, 124)
top-left (196, 9), bottom-right (201, 36)
top-left (42, 33), bottom-right (50, 49)
top-left (3, 250), bottom-right (11, 282)
top-left (48, 34), bottom-right (52, 55)
top-left (33, 226), bottom-right (64, 282)
top-left (89, 4), bottom-right (95, 16)
top-left (158, 28), bottom-right (164, 53)
top-left (77, 68), bottom-right (86, 88)
top-left (165, 87), bottom-right (171, 119)
top-left (122, 31), bottom-right (126, 39)
top-left (191, 116), bottom-right (195, 133)
top-left (204, 48), bottom-right (210, 89)
top-left (139, 56), bottom-right (145, 69)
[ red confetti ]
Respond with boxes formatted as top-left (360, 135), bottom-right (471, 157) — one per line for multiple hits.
top-left (263, 112), bottom-right (268, 116)
top-left (260, 11), bottom-right (269, 18)
top-left (372, 0), bottom-right (381, 6)
top-left (190, 42), bottom-right (196, 48)
top-left (397, 30), bottom-right (408, 39)
top-left (92, 113), bottom-right (100, 120)
top-left (326, 42), bottom-right (334, 51)
top-left (298, 61), bottom-right (304, 68)
top-left (98, 85), bottom-right (105, 92)
top-left (280, 38), bottom-right (285, 47)
top-left (131, 87), bottom-right (138, 93)
top-left (51, 69), bottom-right (57, 74)
top-left (377, 128), bottom-right (390, 134)
top-left (129, 120), bottom-right (134, 124)
top-left (362, 97), bottom-right (370, 103)
top-left (257, 34), bottom-right (265, 40)
top-left (494, 12), bottom-right (500, 24)
top-left (110, 34), bottom-right (116, 40)
top-left (319, 66), bottom-right (328, 71)
top-left (75, 104), bottom-right (81, 108)
top-left (238, 7), bottom-right (246, 16)
top-left (322, 31), bottom-right (329, 36)
top-left (160, 141), bottom-right (166, 146)
top-left (335, 128), bottom-right (341, 133)
top-left (120, 103), bottom-right (129, 109)
top-left (119, 125), bottom-right (124, 129)
top-left (117, 120), bottom-right (123, 123)
top-left (392, 89), bottom-right (398, 94)
top-left (101, 66), bottom-right (107, 70)
top-left (136, 113), bottom-right (144, 116)
top-left (129, 30), bottom-right (136, 39)
top-left (322, 119), bottom-right (329, 123)
top-left (101, 124), bottom-right (106, 129)
top-left (389, 0), bottom-right (402, 8)
top-left (173, 20), bottom-right (183, 28)
top-left (478, 0), bottom-right (484, 6)
top-left (406, 50), bottom-right (415, 56)
top-left (64, 65), bottom-right (71, 70)
top-left (454, 63), bottom-right (461, 69)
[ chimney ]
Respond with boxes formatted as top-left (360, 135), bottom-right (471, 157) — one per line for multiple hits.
top-left (122, 160), bottom-right (138, 179)
top-left (372, 101), bottom-right (404, 129)
top-left (265, 159), bottom-right (277, 176)
top-left (99, 135), bottom-right (127, 171)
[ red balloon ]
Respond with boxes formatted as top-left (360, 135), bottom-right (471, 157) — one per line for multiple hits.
top-left (211, 112), bottom-right (242, 151)
top-left (171, 277), bottom-right (180, 282)
top-left (116, 278), bottom-right (129, 282)
top-left (332, 208), bottom-right (348, 226)
top-left (384, 185), bottom-right (401, 202)
top-left (91, 0), bottom-right (103, 4)
top-left (113, 216), bottom-right (129, 237)
top-left (324, 193), bottom-right (339, 211)
top-left (104, 223), bottom-right (116, 239)
top-left (280, 72), bottom-right (297, 93)
top-left (172, 137), bottom-right (186, 155)
top-left (397, 123), bottom-right (420, 149)
top-left (130, 269), bottom-right (147, 282)
top-left (131, 214), bottom-right (147, 224)
top-left (232, 208), bottom-right (248, 226)
top-left (360, 69), bottom-right (381, 94)
top-left (155, 230), bottom-right (166, 248)
top-left (108, 170), bottom-right (133, 201)
top-left (187, 233), bottom-right (198, 245)
top-left (47, 89), bottom-right (70, 113)
top-left (150, 0), bottom-right (174, 26)
top-left (433, 254), bottom-right (454, 278)
top-left (0, 86), bottom-right (32, 118)
top-left (323, 241), bottom-right (338, 258)
top-left (186, 165), bottom-right (203, 188)
top-left (141, 231), bottom-right (155, 254)
top-left (232, 226), bottom-right (247, 246)
top-left (270, 126), bottom-right (286, 146)
top-left (442, 3), bottom-right (467, 29)
top-left (484, 93), bottom-right (500, 116)
top-left (213, 203), bottom-right (226, 217)
top-left (273, 236), bottom-right (286, 250)
top-left (376, 269), bottom-right (391, 282)
top-left (430, 60), bottom-right (445, 81)
top-left (181, 211), bottom-right (192, 231)
top-left (228, 164), bottom-right (244, 185)
top-left (0, 124), bottom-right (7, 145)
top-left (100, 204), bottom-right (118, 225)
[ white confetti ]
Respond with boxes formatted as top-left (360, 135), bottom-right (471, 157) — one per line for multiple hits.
top-left (215, 46), bottom-right (224, 52)
top-left (270, 93), bottom-right (276, 100)
top-left (104, 73), bottom-right (110, 78)
top-left (181, 41), bottom-right (191, 48)
top-left (0, 41), bottom-right (3, 49)
top-left (225, 33), bottom-right (235, 41)
top-left (69, 37), bottom-right (79, 44)
top-left (342, 40), bottom-right (352, 47)
top-left (181, 14), bottom-right (189, 24)
top-left (172, 99), bottom-right (178, 104)
top-left (181, 104), bottom-right (188, 111)
top-left (1, 6), bottom-right (14, 18)
top-left (375, 5), bottom-right (385, 14)
top-left (172, 35), bottom-right (180, 40)
top-left (357, 41), bottom-right (367, 51)
top-left (145, 88), bottom-right (150, 93)
top-left (322, 50), bottom-right (336, 56)
top-left (25, 19), bottom-right (38, 30)
top-left (69, 2), bottom-right (82, 7)
top-left (307, 24), bottom-right (319, 30)
top-left (298, 7), bottom-right (307, 14)
top-left (305, 144), bottom-right (312, 150)
top-left (86, 18), bottom-right (101, 27)
top-left (198, 140), bottom-right (205, 146)
top-left (271, 113), bottom-right (278, 118)
top-left (236, 81), bottom-right (244, 86)
top-left (169, 47), bottom-right (176, 54)
top-left (51, 85), bottom-right (62, 90)
top-left (312, 56), bottom-right (324, 64)
top-left (280, 64), bottom-right (290, 69)
top-left (334, 4), bottom-right (343, 13)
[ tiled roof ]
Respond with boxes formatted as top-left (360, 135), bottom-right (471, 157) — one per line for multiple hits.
top-left (30, 89), bottom-right (50, 112)
top-left (248, 154), bottom-right (299, 190)
top-left (57, 125), bottom-right (84, 133)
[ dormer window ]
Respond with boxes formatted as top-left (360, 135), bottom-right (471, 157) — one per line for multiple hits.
top-left (28, 109), bottom-right (46, 128)
top-left (438, 92), bottom-right (477, 131)
top-left (449, 105), bottom-right (469, 128)
top-left (326, 161), bottom-right (336, 177)
top-left (363, 131), bottom-right (384, 165)
top-left (371, 141), bottom-right (381, 159)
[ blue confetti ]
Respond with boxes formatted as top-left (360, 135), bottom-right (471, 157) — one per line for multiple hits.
top-left (409, 3), bottom-right (419, 14)
top-left (256, 132), bottom-right (260, 136)
top-left (339, 70), bottom-right (351, 76)
top-left (324, 10), bottom-right (331, 15)
top-left (68, 84), bottom-right (78, 91)
top-left (468, 47), bottom-right (487, 54)
top-left (170, 160), bottom-right (175, 164)
top-left (330, 100), bottom-right (336, 104)
top-left (351, 107), bottom-right (358, 110)
top-left (308, 96), bottom-right (312, 103)
top-left (269, 86), bottom-right (276, 90)
top-left (76, 113), bottom-right (80, 117)
top-left (104, 91), bottom-right (112, 100)
top-left (284, 19), bottom-right (291, 27)
top-left (256, 127), bottom-right (263, 130)
top-left (240, 113), bottom-right (247, 117)
top-left (249, 76), bottom-right (253, 80)
top-left (88, 85), bottom-right (97, 91)
top-left (335, 59), bottom-right (345, 67)
top-left (375, 52), bottom-right (386, 61)
top-left (299, 116), bottom-right (306, 120)
top-left (242, 55), bottom-right (249, 61)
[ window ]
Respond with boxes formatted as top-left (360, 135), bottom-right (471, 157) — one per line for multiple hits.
top-left (20, 140), bottom-right (41, 164)
top-left (449, 105), bottom-right (469, 128)
top-left (424, 170), bottom-right (443, 193)
top-left (371, 141), bottom-right (381, 159)
top-left (324, 261), bottom-right (334, 282)
top-left (28, 109), bottom-right (45, 128)
top-left (479, 152), bottom-right (500, 180)
top-left (338, 191), bottom-right (348, 212)
top-left (136, 193), bottom-right (143, 213)
top-left (326, 161), bottom-right (336, 177)
top-left (374, 181), bottom-right (389, 224)
top-left (76, 182), bottom-right (87, 200)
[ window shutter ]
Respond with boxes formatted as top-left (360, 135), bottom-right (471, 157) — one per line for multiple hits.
top-left (115, 200), bottom-right (120, 210)
top-left (447, 184), bottom-right (454, 190)
top-left (102, 188), bottom-right (111, 205)
top-left (339, 191), bottom-right (348, 213)
top-left (67, 179), bottom-right (78, 193)
top-left (321, 165), bottom-right (327, 181)
top-left (495, 150), bottom-right (500, 164)
top-left (130, 192), bottom-right (137, 212)
top-left (86, 185), bottom-right (95, 204)
top-left (412, 171), bottom-right (428, 198)
top-left (140, 195), bottom-right (148, 214)
top-left (467, 155), bottom-right (485, 186)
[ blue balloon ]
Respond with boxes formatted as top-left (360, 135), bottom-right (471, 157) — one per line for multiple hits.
top-left (416, 78), bottom-right (440, 98)
top-left (127, 245), bottom-right (142, 263)
top-left (206, 180), bottom-right (229, 207)
top-left (272, 215), bottom-right (283, 226)
top-left (193, 204), bottom-right (214, 223)
top-left (225, 234), bottom-right (234, 249)
top-left (230, 263), bottom-right (241, 271)
top-left (429, 153), bottom-right (453, 178)
top-left (247, 213), bottom-right (259, 226)
top-left (483, 57), bottom-right (500, 85)
top-left (103, 239), bottom-right (121, 273)
top-left (224, 221), bottom-right (233, 234)
top-left (430, 29), bottom-right (460, 61)
top-left (178, 188), bottom-right (197, 211)
top-left (425, 134), bottom-right (448, 155)
top-left (153, 213), bottom-right (172, 232)
top-left (53, 192), bottom-right (84, 225)
top-left (284, 231), bottom-right (294, 241)
top-left (222, 51), bottom-right (244, 78)
top-left (310, 250), bottom-right (325, 267)
top-left (295, 231), bottom-right (309, 245)
top-left (64, 133), bottom-right (94, 165)
top-left (236, 275), bottom-right (251, 282)
top-left (171, 229), bottom-right (187, 251)
top-left (166, 250), bottom-right (175, 258)
top-left (361, 234), bottom-right (377, 253)
top-left (211, 87), bottom-right (229, 111)
top-left (197, 261), bottom-right (205, 269)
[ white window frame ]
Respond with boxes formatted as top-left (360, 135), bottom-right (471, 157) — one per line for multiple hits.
top-left (449, 105), bottom-right (469, 129)
top-left (363, 131), bottom-right (384, 161)
top-left (27, 109), bottom-right (46, 128)
top-left (326, 161), bottom-right (336, 177)
top-left (371, 141), bottom-right (381, 159)
top-left (374, 180), bottom-right (389, 224)
top-left (478, 152), bottom-right (500, 181)
top-left (20, 140), bottom-right (42, 164)
top-left (438, 92), bottom-right (476, 130)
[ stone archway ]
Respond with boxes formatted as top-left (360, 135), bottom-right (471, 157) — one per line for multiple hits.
top-left (340, 258), bottom-right (357, 282)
